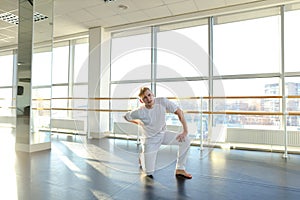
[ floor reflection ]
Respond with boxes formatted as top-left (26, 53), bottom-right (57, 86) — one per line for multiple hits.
top-left (1, 130), bottom-right (300, 200)
top-left (0, 127), bottom-right (18, 200)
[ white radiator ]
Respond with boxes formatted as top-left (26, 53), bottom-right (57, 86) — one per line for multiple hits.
top-left (227, 128), bottom-right (300, 146)
top-left (113, 122), bottom-right (140, 136)
top-left (51, 118), bottom-right (85, 134)
top-left (0, 116), bottom-right (15, 127)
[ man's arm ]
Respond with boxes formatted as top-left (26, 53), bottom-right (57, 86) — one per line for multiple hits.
top-left (174, 108), bottom-right (188, 141)
top-left (124, 115), bottom-right (141, 125)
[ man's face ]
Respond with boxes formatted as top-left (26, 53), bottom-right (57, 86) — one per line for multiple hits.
top-left (140, 89), bottom-right (155, 108)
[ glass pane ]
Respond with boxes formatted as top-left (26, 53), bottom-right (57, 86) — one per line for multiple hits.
top-left (52, 85), bottom-right (68, 98)
top-left (284, 78), bottom-right (300, 96)
top-left (157, 25), bottom-right (209, 78)
top-left (156, 83), bottom-right (205, 141)
top-left (285, 9), bottom-right (300, 72)
top-left (110, 83), bottom-right (150, 125)
top-left (74, 41), bottom-right (88, 83)
top-left (0, 52), bottom-right (14, 119)
top-left (285, 77), bottom-right (300, 130)
top-left (0, 88), bottom-right (14, 116)
top-left (0, 88), bottom-right (13, 99)
top-left (73, 84), bottom-right (88, 98)
top-left (51, 86), bottom-right (68, 118)
top-left (32, 51), bottom-right (52, 86)
top-left (111, 83), bottom-right (149, 98)
top-left (215, 78), bottom-right (281, 96)
top-left (32, 88), bottom-right (51, 129)
top-left (156, 81), bottom-right (208, 98)
top-left (72, 84), bottom-right (88, 118)
top-left (0, 54), bottom-right (13, 86)
top-left (32, 87), bottom-right (51, 99)
top-left (52, 45), bottom-right (69, 84)
top-left (111, 33), bottom-right (151, 81)
top-left (214, 14), bottom-right (281, 75)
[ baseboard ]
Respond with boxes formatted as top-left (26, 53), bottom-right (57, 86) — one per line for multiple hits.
top-left (15, 142), bottom-right (51, 153)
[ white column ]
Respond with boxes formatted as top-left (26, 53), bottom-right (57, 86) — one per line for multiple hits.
top-left (88, 27), bottom-right (111, 138)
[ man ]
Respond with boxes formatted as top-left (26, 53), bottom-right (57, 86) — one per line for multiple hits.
top-left (124, 87), bottom-right (192, 179)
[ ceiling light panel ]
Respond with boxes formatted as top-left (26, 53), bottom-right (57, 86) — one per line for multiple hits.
top-left (0, 11), bottom-right (48, 25)
top-left (0, 12), bottom-right (19, 25)
top-left (33, 12), bottom-right (48, 22)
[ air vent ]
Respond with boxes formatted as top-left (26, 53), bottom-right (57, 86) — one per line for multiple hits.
top-left (0, 11), bottom-right (48, 25)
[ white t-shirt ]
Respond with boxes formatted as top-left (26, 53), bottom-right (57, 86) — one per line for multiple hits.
top-left (125, 97), bottom-right (179, 140)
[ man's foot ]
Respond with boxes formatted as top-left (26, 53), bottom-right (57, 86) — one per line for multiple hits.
top-left (175, 169), bottom-right (192, 179)
top-left (146, 174), bottom-right (153, 179)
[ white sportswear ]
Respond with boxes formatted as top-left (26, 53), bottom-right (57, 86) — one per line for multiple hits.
top-left (125, 97), bottom-right (190, 175)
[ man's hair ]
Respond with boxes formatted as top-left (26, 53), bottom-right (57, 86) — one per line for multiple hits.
top-left (139, 87), bottom-right (151, 98)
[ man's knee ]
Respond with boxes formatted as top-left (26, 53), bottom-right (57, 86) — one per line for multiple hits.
top-left (184, 135), bottom-right (191, 144)
top-left (180, 136), bottom-right (191, 149)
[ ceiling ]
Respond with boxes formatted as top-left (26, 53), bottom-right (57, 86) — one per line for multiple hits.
top-left (0, 0), bottom-right (296, 49)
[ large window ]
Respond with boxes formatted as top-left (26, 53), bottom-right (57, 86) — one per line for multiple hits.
top-left (156, 22), bottom-right (209, 138)
top-left (109, 5), bottom-right (300, 152)
top-left (51, 38), bottom-right (89, 123)
top-left (110, 23), bottom-right (209, 139)
top-left (73, 39), bottom-right (89, 128)
top-left (213, 10), bottom-right (282, 133)
top-left (51, 42), bottom-right (70, 118)
top-left (0, 52), bottom-right (14, 118)
top-left (110, 28), bottom-right (152, 133)
top-left (32, 46), bottom-right (52, 131)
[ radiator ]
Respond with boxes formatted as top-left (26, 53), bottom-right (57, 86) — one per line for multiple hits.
top-left (0, 116), bottom-right (15, 127)
top-left (113, 122), bottom-right (140, 135)
top-left (51, 118), bottom-right (85, 134)
top-left (227, 128), bottom-right (300, 146)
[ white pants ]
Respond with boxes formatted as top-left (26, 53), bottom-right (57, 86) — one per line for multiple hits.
top-left (140, 131), bottom-right (191, 175)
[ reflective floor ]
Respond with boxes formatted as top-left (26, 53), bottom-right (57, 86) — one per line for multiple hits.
top-left (1, 129), bottom-right (300, 200)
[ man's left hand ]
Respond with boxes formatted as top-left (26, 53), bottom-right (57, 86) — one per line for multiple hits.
top-left (176, 132), bottom-right (187, 142)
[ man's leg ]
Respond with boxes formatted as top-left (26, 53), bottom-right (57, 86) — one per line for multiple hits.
top-left (141, 142), bottom-right (161, 176)
top-left (162, 131), bottom-right (192, 178)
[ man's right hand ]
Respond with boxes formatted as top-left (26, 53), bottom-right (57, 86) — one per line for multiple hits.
top-left (124, 116), bottom-right (141, 125)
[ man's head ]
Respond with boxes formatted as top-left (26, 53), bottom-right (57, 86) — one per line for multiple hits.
top-left (139, 87), bottom-right (155, 108)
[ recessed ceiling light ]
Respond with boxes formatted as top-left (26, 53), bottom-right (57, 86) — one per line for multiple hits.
top-left (118, 4), bottom-right (128, 10)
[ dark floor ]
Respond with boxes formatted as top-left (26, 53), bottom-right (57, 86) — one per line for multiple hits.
top-left (1, 130), bottom-right (300, 200)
